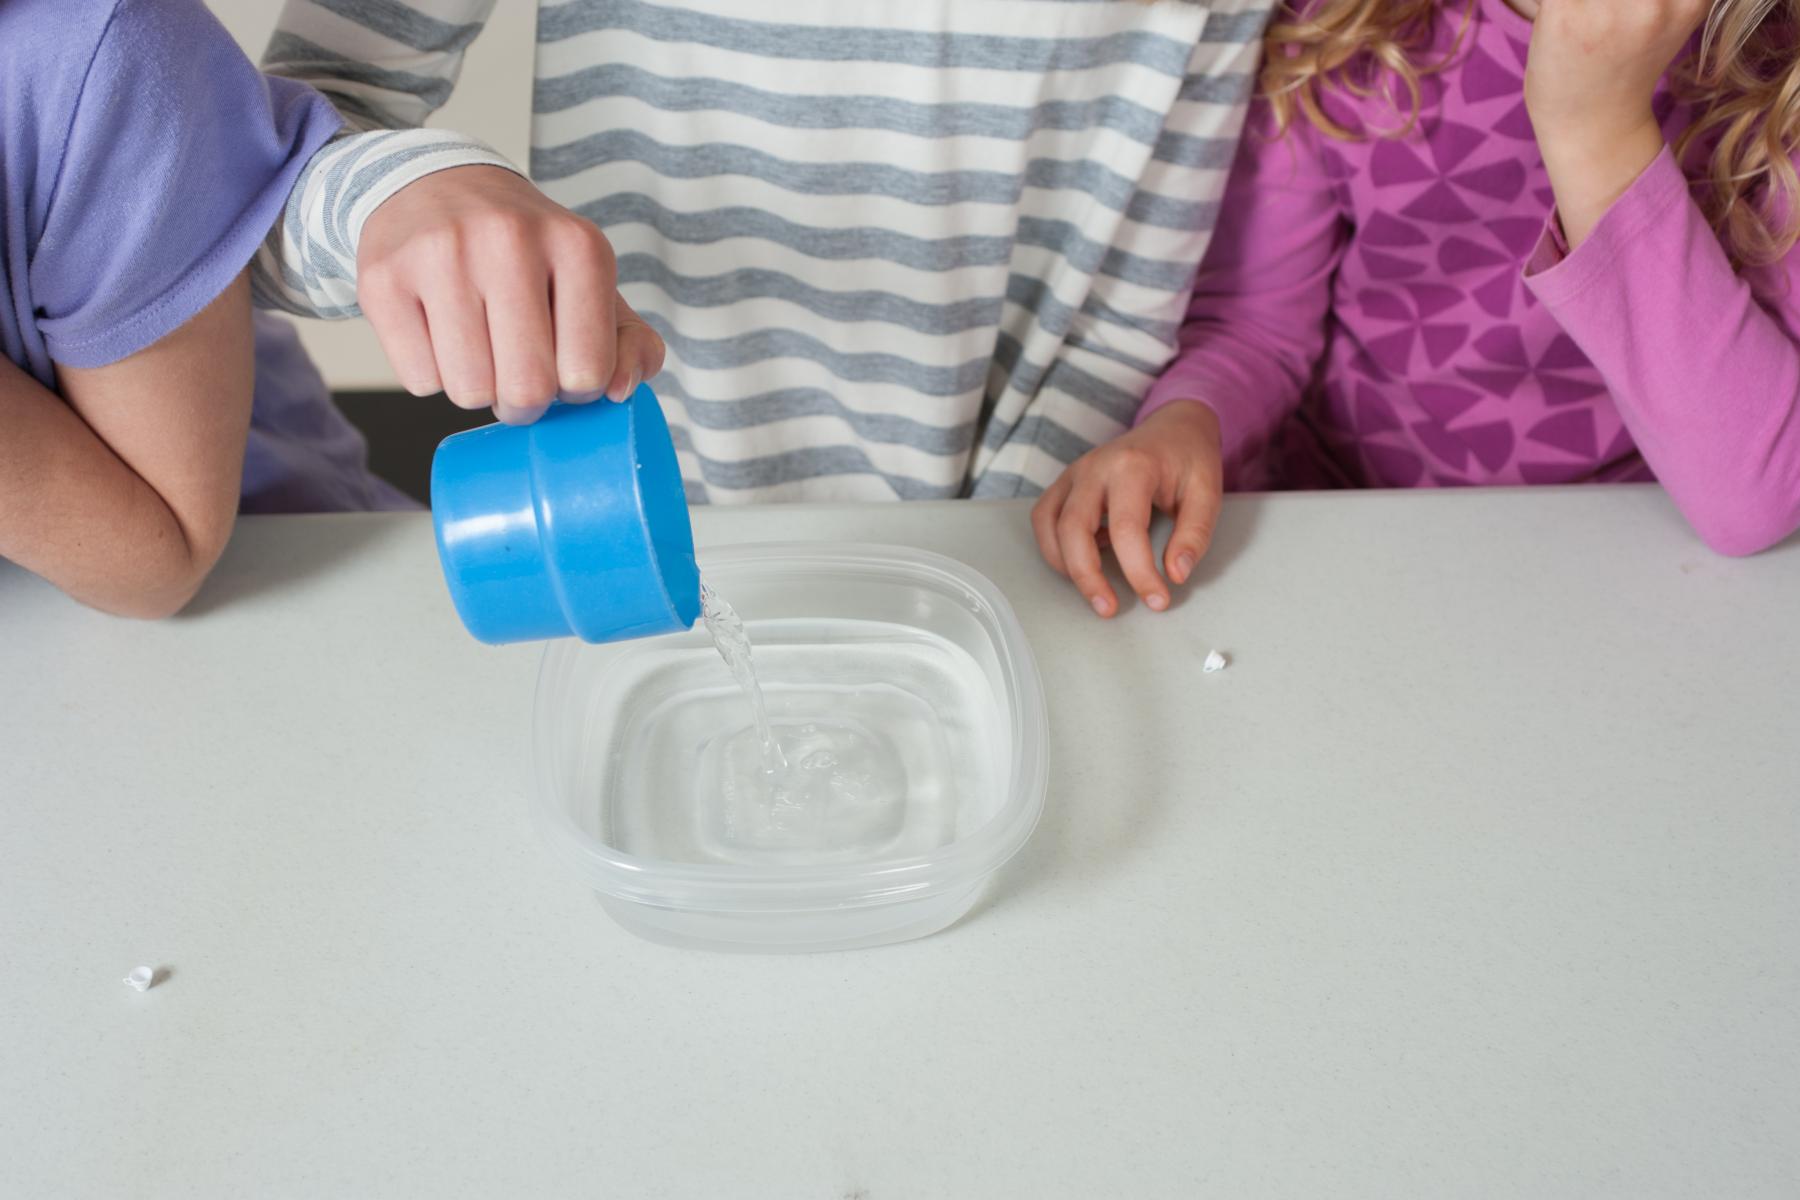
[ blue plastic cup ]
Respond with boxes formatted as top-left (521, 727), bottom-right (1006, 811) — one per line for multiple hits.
top-left (429, 385), bottom-right (701, 645)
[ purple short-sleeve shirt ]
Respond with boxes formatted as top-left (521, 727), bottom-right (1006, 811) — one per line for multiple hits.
top-left (2, 0), bottom-right (412, 512)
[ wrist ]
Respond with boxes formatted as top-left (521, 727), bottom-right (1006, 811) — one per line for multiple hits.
top-left (352, 148), bottom-right (521, 258)
top-left (1538, 114), bottom-right (1666, 250)
top-left (1536, 103), bottom-right (1660, 169)
top-left (1143, 397), bottom-right (1220, 437)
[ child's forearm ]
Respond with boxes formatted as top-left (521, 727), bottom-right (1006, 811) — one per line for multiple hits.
top-left (0, 364), bottom-right (214, 618)
top-left (251, 2), bottom-right (655, 419)
top-left (1525, 150), bottom-right (1800, 555)
top-left (250, 129), bottom-right (521, 319)
top-left (252, 0), bottom-right (520, 318)
top-left (1524, 1), bottom-right (1707, 252)
top-left (0, 277), bottom-right (255, 618)
top-left (1142, 324), bottom-right (1309, 489)
top-left (1139, 109), bottom-right (1346, 489)
top-left (1536, 117), bottom-right (1669, 251)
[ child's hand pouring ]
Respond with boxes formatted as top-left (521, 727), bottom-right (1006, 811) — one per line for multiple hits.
top-left (357, 166), bottom-right (665, 425)
top-left (1524, 0), bottom-right (1713, 248)
top-left (1031, 400), bottom-right (1223, 618)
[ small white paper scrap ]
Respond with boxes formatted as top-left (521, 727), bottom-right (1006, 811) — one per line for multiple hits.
top-left (1203, 649), bottom-right (1228, 674)
top-left (124, 966), bottom-right (156, 992)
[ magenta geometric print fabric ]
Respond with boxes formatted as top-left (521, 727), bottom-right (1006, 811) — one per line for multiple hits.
top-left (1159, 0), bottom-right (1682, 489)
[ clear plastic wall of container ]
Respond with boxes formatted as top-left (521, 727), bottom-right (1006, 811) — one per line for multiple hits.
top-left (533, 543), bottom-right (1048, 952)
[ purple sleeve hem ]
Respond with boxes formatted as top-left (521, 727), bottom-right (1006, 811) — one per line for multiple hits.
top-left (40, 104), bottom-right (340, 369)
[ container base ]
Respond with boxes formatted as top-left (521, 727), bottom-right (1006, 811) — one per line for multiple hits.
top-left (598, 880), bottom-right (987, 953)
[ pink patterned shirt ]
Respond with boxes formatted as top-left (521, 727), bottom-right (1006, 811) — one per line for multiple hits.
top-left (1144, 0), bottom-right (1800, 553)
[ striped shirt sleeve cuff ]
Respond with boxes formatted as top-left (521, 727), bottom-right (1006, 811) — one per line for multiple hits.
top-left (252, 126), bottom-right (523, 319)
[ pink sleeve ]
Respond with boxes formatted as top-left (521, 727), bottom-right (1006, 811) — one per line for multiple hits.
top-left (1525, 147), bottom-right (1800, 555)
top-left (1139, 103), bottom-right (1350, 489)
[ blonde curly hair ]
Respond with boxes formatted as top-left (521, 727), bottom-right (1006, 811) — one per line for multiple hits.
top-left (1260, 0), bottom-right (1800, 266)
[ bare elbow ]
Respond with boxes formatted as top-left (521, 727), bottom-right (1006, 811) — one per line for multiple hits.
top-left (142, 569), bottom-right (211, 619)
top-left (109, 598), bottom-right (188, 621)
top-left (90, 527), bottom-right (230, 620)
top-left (96, 566), bottom-right (210, 621)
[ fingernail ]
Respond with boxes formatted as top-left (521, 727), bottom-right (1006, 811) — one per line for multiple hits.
top-left (562, 388), bottom-right (604, 404)
top-left (1175, 554), bottom-right (1195, 578)
top-left (1147, 593), bottom-right (1168, 612)
top-left (1090, 595), bottom-right (1111, 617)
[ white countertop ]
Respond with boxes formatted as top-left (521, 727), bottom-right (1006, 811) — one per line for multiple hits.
top-left (2, 488), bottom-right (1796, 1198)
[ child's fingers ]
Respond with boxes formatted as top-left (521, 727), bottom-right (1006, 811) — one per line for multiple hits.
top-left (629, 299), bottom-right (668, 379)
top-left (1030, 474), bottom-right (1074, 576)
top-left (1105, 479), bottom-right (1170, 612)
top-left (548, 224), bottom-right (619, 401)
top-left (609, 298), bottom-right (665, 400)
top-left (1054, 483), bottom-right (1116, 617)
top-left (1164, 475), bottom-right (1220, 585)
top-left (360, 288), bottom-right (441, 398)
top-left (421, 292), bottom-right (499, 414)
top-left (484, 271), bottom-right (558, 422)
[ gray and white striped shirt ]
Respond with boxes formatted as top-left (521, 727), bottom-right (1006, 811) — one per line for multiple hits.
top-left (256, 0), bottom-right (1270, 502)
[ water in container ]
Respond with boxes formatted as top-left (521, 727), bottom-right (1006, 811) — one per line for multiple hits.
top-left (693, 581), bottom-right (946, 865)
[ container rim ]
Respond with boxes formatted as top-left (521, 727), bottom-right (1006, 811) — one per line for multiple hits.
top-left (532, 542), bottom-right (1049, 912)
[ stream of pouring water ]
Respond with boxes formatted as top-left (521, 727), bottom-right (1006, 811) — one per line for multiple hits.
top-left (688, 582), bottom-right (926, 860)
top-left (698, 581), bottom-right (789, 773)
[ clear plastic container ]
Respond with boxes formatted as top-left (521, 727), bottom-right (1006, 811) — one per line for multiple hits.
top-left (533, 543), bottom-right (1048, 952)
